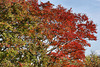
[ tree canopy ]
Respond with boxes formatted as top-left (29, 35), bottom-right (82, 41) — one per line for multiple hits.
top-left (0, 0), bottom-right (97, 67)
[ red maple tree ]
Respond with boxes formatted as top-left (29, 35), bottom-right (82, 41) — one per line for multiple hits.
top-left (32, 1), bottom-right (96, 66)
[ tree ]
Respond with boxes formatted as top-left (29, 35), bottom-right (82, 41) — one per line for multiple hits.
top-left (0, 0), bottom-right (49, 67)
top-left (0, 0), bottom-right (97, 67)
top-left (85, 51), bottom-right (100, 67)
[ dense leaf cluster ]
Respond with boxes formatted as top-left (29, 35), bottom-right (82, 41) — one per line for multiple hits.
top-left (0, 0), bottom-right (97, 67)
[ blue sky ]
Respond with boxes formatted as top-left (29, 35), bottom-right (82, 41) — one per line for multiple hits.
top-left (38, 0), bottom-right (100, 55)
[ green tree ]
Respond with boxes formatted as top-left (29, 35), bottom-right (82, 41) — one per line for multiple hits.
top-left (0, 0), bottom-right (49, 67)
top-left (85, 52), bottom-right (100, 67)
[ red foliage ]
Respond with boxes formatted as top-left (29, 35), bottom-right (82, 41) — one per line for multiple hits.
top-left (27, 0), bottom-right (97, 66)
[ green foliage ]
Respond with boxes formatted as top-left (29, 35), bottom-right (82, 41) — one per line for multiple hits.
top-left (85, 52), bottom-right (100, 67)
top-left (0, 0), bottom-right (49, 67)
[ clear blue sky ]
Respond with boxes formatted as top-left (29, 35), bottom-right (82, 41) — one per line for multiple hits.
top-left (38, 0), bottom-right (100, 55)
